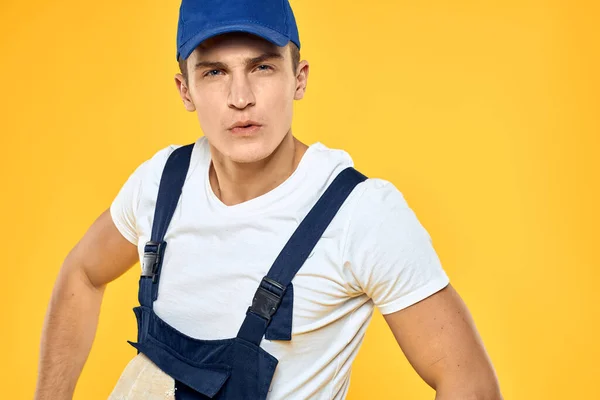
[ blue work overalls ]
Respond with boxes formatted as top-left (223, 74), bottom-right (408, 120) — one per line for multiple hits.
top-left (127, 143), bottom-right (367, 399)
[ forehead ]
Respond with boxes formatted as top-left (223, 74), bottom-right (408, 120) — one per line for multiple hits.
top-left (191, 32), bottom-right (288, 61)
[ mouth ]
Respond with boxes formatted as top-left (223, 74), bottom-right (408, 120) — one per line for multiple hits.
top-left (229, 121), bottom-right (263, 135)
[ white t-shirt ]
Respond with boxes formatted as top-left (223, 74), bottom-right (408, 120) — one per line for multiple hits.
top-left (109, 137), bottom-right (450, 399)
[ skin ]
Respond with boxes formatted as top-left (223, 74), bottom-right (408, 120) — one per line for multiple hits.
top-left (35, 33), bottom-right (502, 400)
top-left (384, 287), bottom-right (502, 399)
top-left (174, 33), bottom-right (310, 206)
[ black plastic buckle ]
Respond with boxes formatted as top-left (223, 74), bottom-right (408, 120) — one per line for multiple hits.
top-left (141, 241), bottom-right (165, 283)
top-left (247, 277), bottom-right (286, 323)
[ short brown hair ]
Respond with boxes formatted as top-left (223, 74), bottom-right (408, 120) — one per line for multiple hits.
top-left (178, 41), bottom-right (300, 85)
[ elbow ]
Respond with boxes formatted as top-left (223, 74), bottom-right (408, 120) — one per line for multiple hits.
top-left (437, 388), bottom-right (503, 400)
top-left (473, 372), bottom-right (503, 400)
top-left (464, 388), bottom-right (503, 400)
top-left (435, 377), bottom-right (503, 400)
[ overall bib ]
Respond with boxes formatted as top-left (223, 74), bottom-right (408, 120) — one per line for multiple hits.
top-left (127, 143), bottom-right (367, 399)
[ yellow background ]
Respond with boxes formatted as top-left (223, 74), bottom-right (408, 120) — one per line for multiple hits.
top-left (1, 0), bottom-right (598, 399)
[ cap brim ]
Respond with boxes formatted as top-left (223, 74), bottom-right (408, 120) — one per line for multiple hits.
top-left (177, 23), bottom-right (290, 61)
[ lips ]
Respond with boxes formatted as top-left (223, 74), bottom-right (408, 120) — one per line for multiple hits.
top-left (228, 120), bottom-right (262, 135)
top-left (229, 120), bottom-right (261, 129)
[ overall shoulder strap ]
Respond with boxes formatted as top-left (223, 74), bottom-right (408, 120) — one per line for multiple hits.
top-left (139, 143), bottom-right (194, 306)
top-left (151, 144), bottom-right (195, 243)
top-left (267, 167), bottom-right (367, 285)
top-left (237, 167), bottom-right (368, 344)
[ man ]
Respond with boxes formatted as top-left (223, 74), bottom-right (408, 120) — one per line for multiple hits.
top-left (35, 0), bottom-right (502, 399)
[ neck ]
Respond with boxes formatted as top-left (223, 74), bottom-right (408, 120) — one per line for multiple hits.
top-left (208, 132), bottom-right (308, 206)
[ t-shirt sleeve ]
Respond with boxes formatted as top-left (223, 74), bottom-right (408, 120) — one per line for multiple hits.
top-left (344, 179), bottom-right (450, 315)
top-left (109, 159), bottom-right (151, 245)
top-left (109, 145), bottom-right (184, 245)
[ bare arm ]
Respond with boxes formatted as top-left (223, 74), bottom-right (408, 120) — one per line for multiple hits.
top-left (35, 209), bottom-right (139, 400)
top-left (384, 284), bottom-right (502, 400)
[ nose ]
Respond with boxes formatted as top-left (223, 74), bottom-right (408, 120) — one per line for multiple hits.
top-left (227, 73), bottom-right (256, 110)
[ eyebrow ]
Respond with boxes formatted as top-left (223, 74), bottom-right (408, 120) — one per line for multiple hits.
top-left (194, 51), bottom-right (284, 71)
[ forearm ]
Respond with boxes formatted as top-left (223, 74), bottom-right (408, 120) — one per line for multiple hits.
top-left (35, 262), bottom-right (105, 400)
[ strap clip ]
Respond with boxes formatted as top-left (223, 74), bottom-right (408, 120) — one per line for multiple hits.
top-left (141, 241), bottom-right (165, 283)
top-left (247, 277), bottom-right (286, 323)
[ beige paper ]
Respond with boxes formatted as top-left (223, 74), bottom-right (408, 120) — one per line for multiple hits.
top-left (108, 353), bottom-right (176, 400)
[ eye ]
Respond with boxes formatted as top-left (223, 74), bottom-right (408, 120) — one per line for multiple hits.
top-left (255, 64), bottom-right (274, 72)
top-left (203, 69), bottom-right (223, 77)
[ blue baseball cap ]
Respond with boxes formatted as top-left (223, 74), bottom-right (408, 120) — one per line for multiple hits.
top-left (176, 0), bottom-right (301, 61)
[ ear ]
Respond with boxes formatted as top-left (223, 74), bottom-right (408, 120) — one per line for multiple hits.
top-left (294, 60), bottom-right (310, 100)
top-left (174, 73), bottom-right (196, 112)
